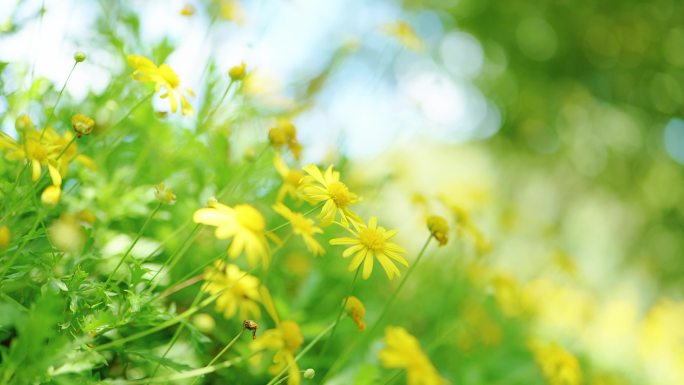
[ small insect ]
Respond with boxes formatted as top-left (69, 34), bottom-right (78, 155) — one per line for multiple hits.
top-left (243, 319), bottom-right (258, 340)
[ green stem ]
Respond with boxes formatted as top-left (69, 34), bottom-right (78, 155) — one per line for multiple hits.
top-left (265, 321), bottom-right (338, 385)
top-left (201, 79), bottom-right (234, 128)
top-left (189, 329), bottom-right (245, 385)
top-left (318, 266), bottom-right (360, 359)
top-left (145, 224), bottom-right (200, 293)
top-left (42, 61), bottom-right (78, 138)
top-left (112, 350), bottom-right (261, 385)
top-left (368, 235), bottom-right (433, 334)
top-left (321, 235), bottom-right (433, 383)
top-left (146, 289), bottom-right (207, 383)
top-left (105, 203), bottom-right (162, 285)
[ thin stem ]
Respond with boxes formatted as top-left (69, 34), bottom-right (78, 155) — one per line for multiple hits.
top-left (145, 224), bottom-right (200, 294)
top-left (367, 235), bottom-right (433, 334)
top-left (318, 266), bottom-right (361, 359)
top-left (42, 61), bottom-right (78, 138)
top-left (189, 329), bottom-right (245, 385)
top-left (112, 350), bottom-right (261, 385)
top-left (321, 235), bottom-right (433, 383)
top-left (265, 321), bottom-right (338, 385)
top-left (105, 203), bottom-right (162, 285)
top-left (146, 288), bottom-right (207, 383)
top-left (201, 79), bottom-right (234, 128)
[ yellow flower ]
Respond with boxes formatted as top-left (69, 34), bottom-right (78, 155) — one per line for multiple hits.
top-left (127, 55), bottom-right (195, 115)
top-left (203, 261), bottom-right (261, 320)
top-left (273, 154), bottom-right (304, 203)
top-left (0, 123), bottom-right (95, 186)
top-left (344, 296), bottom-right (366, 331)
top-left (179, 4), bottom-right (195, 16)
top-left (530, 340), bottom-right (582, 385)
top-left (272, 203), bottom-right (324, 256)
top-left (381, 21), bottom-right (425, 52)
top-left (330, 216), bottom-right (407, 280)
top-left (0, 225), bottom-right (10, 249)
top-left (378, 326), bottom-right (446, 385)
top-left (251, 287), bottom-right (303, 385)
top-left (426, 215), bottom-right (449, 246)
top-left (193, 201), bottom-right (270, 267)
top-left (299, 164), bottom-right (361, 226)
top-left (268, 120), bottom-right (302, 160)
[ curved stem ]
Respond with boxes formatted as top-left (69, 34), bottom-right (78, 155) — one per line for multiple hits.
top-left (105, 203), bottom-right (162, 285)
top-left (189, 329), bottom-right (245, 385)
top-left (42, 61), bottom-right (78, 138)
top-left (318, 266), bottom-right (360, 359)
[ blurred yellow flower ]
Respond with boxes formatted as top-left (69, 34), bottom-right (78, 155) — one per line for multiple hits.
top-left (127, 55), bottom-right (195, 115)
top-left (530, 340), bottom-right (583, 385)
top-left (426, 215), bottom-right (449, 246)
top-left (381, 21), bottom-right (425, 52)
top-left (330, 216), bottom-right (407, 280)
top-left (268, 120), bottom-right (302, 160)
top-left (220, 0), bottom-right (246, 25)
top-left (0, 225), bottom-right (10, 249)
top-left (0, 122), bottom-right (95, 186)
top-left (203, 261), bottom-right (261, 320)
top-left (193, 201), bottom-right (270, 267)
top-left (299, 164), bottom-right (360, 226)
top-left (272, 203), bottom-right (324, 256)
top-left (48, 214), bottom-right (85, 253)
top-left (344, 296), bottom-right (366, 331)
top-left (378, 326), bottom-right (446, 385)
top-left (251, 320), bottom-right (303, 385)
top-left (273, 154), bottom-right (304, 202)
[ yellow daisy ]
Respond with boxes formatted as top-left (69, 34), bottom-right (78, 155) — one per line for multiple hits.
top-left (203, 261), bottom-right (261, 320)
top-left (272, 203), bottom-right (324, 256)
top-left (1, 119), bottom-right (96, 205)
top-left (378, 326), bottom-right (446, 385)
top-left (330, 216), bottom-right (407, 280)
top-left (299, 164), bottom-right (361, 226)
top-left (127, 54), bottom-right (195, 115)
top-left (193, 201), bottom-right (270, 267)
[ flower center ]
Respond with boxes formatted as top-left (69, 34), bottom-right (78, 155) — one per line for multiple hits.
top-left (235, 205), bottom-right (265, 232)
top-left (359, 228), bottom-right (385, 252)
top-left (328, 181), bottom-right (353, 207)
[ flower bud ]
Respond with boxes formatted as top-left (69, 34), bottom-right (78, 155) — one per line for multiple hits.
top-left (71, 114), bottom-right (95, 137)
top-left (303, 368), bottom-right (315, 379)
top-left (426, 215), bottom-right (449, 246)
top-left (154, 182), bottom-right (176, 205)
top-left (268, 127), bottom-right (288, 147)
top-left (180, 4), bottom-right (196, 16)
top-left (344, 296), bottom-right (367, 331)
top-left (15, 114), bottom-right (34, 131)
top-left (229, 62), bottom-right (246, 81)
top-left (73, 51), bottom-right (87, 63)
